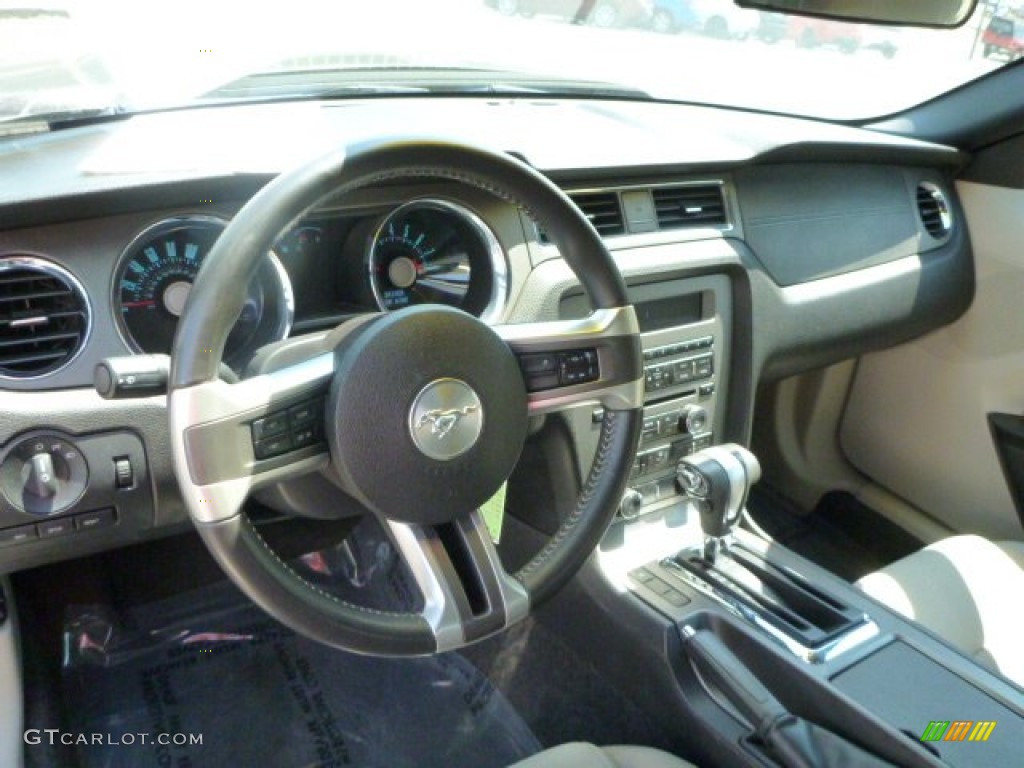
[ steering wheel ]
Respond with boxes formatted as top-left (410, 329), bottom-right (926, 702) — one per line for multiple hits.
top-left (168, 138), bottom-right (643, 656)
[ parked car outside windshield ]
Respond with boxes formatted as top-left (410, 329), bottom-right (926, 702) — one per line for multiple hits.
top-left (0, 0), bottom-right (1015, 125)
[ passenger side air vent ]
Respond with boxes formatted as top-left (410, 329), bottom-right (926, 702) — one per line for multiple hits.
top-left (569, 191), bottom-right (625, 237)
top-left (916, 182), bottom-right (953, 239)
top-left (0, 257), bottom-right (90, 378)
top-left (653, 184), bottom-right (727, 230)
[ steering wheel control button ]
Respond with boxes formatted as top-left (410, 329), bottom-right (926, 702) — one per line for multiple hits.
top-left (252, 412), bottom-right (289, 441)
top-left (249, 396), bottom-right (327, 460)
top-left (253, 433), bottom-right (293, 460)
top-left (409, 379), bottom-right (484, 461)
top-left (291, 424), bottom-right (320, 449)
top-left (288, 400), bottom-right (319, 426)
top-left (558, 349), bottom-right (598, 385)
top-left (519, 347), bottom-right (599, 392)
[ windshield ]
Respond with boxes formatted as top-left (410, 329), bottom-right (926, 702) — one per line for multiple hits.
top-left (0, 0), bottom-right (1018, 125)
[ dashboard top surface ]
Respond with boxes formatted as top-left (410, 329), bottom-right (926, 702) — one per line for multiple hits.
top-left (0, 97), bottom-right (963, 210)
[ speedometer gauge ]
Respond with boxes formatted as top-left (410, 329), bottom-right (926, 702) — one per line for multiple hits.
top-left (367, 200), bottom-right (506, 322)
top-left (114, 216), bottom-right (293, 366)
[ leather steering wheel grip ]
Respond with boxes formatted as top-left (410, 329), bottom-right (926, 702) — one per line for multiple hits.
top-left (169, 137), bottom-right (642, 656)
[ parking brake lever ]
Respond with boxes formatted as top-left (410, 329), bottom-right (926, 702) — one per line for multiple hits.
top-left (682, 626), bottom-right (910, 768)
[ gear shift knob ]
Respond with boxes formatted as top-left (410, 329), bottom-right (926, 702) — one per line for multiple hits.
top-left (677, 444), bottom-right (761, 561)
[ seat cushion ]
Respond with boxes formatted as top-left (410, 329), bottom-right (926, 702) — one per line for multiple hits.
top-left (508, 742), bottom-right (697, 768)
top-left (855, 534), bottom-right (1024, 686)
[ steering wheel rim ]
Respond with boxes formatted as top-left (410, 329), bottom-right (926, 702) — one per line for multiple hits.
top-left (168, 137), bottom-right (643, 656)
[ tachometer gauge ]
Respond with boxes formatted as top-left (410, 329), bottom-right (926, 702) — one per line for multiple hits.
top-left (114, 216), bottom-right (293, 366)
top-left (367, 200), bottom-right (506, 321)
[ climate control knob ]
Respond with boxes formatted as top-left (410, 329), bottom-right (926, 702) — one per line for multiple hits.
top-left (679, 405), bottom-right (709, 436)
top-left (0, 432), bottom-right (88, 516)
top-left (619, 488), bottom-right (643, 520)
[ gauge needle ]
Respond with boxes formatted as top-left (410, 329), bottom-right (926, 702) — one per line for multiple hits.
top-left (121, 300), bottom-right (157, 308)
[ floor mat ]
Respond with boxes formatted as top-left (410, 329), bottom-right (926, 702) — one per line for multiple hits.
top-left (60, 520), bottom-right (540, 768)
top-left (747, 488), bottom-right (921, 582)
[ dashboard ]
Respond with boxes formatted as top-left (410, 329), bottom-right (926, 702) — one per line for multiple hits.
top-left (0, 96), bottom-right (973, 573)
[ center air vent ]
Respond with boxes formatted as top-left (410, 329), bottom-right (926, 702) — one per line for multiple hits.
top-left (916, 183), bottom-right (953, 239)
top-left (653, 184), bottom-right (727, 230)
top-left (569, 191), bottom-right (625, 237)
top-left (0, 257), bottom-right (90, 379)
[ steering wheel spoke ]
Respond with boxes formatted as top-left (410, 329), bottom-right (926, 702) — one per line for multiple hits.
top-left (388, 511), bottom-right (529, 652)
top-left (170, 351), bottom-right (335, 523)
top-left (495, 306), bottom-right (644, 416)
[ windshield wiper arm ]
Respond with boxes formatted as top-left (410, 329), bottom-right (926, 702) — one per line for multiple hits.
top-left (0, 105), bottom-right (128, 135)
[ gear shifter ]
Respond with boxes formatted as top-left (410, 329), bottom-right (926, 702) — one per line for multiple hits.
top-left (669, 445), bottom-right (867, 656)
top-left (677, 444), bottom-right (761, 562)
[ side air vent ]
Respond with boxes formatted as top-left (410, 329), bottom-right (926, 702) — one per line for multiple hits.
top-left (569, 191), bottom-right (625, 237)
top-left (916, 182), bottom-right (953, 239)
top-left (0, 257), bottom-right (90, 379)
top-left (653, 184), bottom-right (727, 230)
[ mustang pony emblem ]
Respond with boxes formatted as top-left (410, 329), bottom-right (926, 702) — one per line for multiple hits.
top-left (415, 404), bottom-right (480, 439)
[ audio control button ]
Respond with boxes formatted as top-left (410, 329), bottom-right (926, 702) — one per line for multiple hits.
top-left (694, 355), bottom-right (714, 378)
top-left (660, 413), bottom-right (680, 435)
top-left (647, 446), bottom-right (670, 470)
top-left (641, 418), bottom-right (660, 442)
top-left (673, 360), bottom-right (693, 383)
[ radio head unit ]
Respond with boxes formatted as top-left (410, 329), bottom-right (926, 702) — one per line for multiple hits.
top-left (562, 274), bottom-right (732, 521)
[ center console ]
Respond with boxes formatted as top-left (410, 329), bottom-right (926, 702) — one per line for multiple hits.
top-left (556, 271), bottom-right (1024, 768)
top-left (562, 273), bottom-right (732, 519)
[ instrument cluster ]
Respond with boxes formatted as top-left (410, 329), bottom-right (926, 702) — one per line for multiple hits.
top-left (112, 199), bottom-right (507, 367)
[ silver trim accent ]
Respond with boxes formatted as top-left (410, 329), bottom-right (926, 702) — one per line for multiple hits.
top-left (111, 214), bottom-right (294, 358)
top-left (367, 198), bottom-right (509, 324)
top-left (663, 554), bottom-right (880, 665)
top-left (408, 378), bottom-right (484, 461)
top-left (0, 255), bottom-right (93, 381)
top-left (917, 181), bottom-right (953, 239)
top-left (496, 306), bottom-right (644, 415)
top-left (387, 511), bottom-right (529, 652)
top-left (170, 352), bottom-right (335, 524)
top-left (462, 509), bottom-right (530, 628)
top-left (387, 520), bottom-right (467, 651)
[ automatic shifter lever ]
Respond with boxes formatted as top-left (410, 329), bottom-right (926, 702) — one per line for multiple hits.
top-left (677, 444), bottom-right (761, 562)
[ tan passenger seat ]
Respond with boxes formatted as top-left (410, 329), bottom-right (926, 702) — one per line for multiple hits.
top-left (509, 743), bottom-right (698, 768)
top-left (855, 534), bottom-right (1024, 687)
